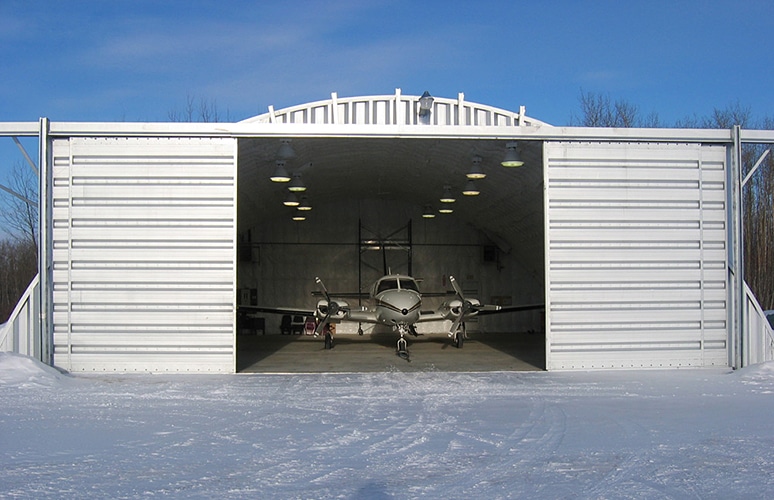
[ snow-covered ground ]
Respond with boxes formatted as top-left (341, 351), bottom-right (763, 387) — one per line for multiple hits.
top-left (2, 353), bottom-right (773, 499)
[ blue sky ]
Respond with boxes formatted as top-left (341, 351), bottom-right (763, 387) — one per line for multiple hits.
top-left (1, 0), bottom-right (773, 176)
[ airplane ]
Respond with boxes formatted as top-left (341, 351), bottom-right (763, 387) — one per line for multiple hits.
top-left (241, 274), bottom-right (543, 361)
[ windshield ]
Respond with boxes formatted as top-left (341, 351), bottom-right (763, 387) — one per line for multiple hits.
top-left (376, 279), bottom-right (398, 294)
top-left (399, 278), bottom-right (419, 292)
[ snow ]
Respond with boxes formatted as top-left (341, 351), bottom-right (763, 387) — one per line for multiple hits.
top-left (2, 353), bottom-right (774, 498)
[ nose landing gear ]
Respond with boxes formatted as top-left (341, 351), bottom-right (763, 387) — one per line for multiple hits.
top-left (396, 324), bottom-right (410, 361)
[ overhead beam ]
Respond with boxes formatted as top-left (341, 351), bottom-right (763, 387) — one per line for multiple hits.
top-left (43, 121), bottom-right (750, 144)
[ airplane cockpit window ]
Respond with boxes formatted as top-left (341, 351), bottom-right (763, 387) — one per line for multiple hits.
top-left (377, 279), bottom-right (399, 294)
top-left (399, 278), bottom-right (419, 292)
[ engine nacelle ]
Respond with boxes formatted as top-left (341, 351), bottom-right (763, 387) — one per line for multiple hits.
top-left (316, 298), bottom-right (349, 321)
top-left (443, 298), bottom-right (482, 318)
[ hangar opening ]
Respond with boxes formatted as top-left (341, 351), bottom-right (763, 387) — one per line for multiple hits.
top-left (234, 136), bottom-right (547, 372)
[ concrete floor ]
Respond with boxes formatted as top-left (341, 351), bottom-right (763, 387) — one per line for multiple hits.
top-left (237, 331), bottom-right (545, 373)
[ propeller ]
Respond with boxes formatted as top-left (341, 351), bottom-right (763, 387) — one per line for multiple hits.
top-left (448, 275), bottom-right (476, 335)
top-left (314, 277), bottom-right (342, 336)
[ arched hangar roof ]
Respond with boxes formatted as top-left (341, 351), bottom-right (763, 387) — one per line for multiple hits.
top-left (237, 90), bottom-right (553, 270)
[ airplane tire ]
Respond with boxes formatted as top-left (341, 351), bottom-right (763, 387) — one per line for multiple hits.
top-left (455, 330), bottom-right (464, 348)
top-left (324, 332), bottom-right (333, 349)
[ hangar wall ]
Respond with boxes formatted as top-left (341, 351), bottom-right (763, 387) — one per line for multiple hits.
top-left (50, 137), bottom-right (237, 372)
top-left (238, 198), bottom-right (544, 335)
top-left (544, 142), bottom-right (729, 369)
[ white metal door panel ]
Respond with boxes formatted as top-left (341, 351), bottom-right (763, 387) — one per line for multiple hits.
top-left (545, 142), bottom-right (728, 370)
top-left (51, 137), bottom-right (237, 372)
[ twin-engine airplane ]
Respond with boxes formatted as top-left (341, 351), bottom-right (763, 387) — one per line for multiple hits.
top-left (242, 274), bottom-right (543, 360)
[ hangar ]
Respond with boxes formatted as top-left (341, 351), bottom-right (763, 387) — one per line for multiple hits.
top-left (2, 90), bottom-right (773, 373)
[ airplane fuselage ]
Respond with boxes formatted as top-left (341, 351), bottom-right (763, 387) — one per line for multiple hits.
top-left (374, 288), bottom-right (422, 328)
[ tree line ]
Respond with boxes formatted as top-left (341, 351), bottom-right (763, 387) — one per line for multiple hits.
top-left (1, 161), bottom-right (38, 321)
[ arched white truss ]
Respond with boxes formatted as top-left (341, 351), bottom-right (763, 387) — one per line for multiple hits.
top-left (240, 89), bottom-right (552, 128)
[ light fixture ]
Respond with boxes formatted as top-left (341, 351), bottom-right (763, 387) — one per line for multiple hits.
top-left (502, 142), bottom-right (524, 167)
top-left (467, 155), bottom-right (486, 179)
top-left (418, 91), bottom-right (434, 120)
top-left (270, 160), bottom-right (291, 182)
top-left (297, 197), bottom-right (312, 211)
top-left (277, 139), bottom-right (296, 160)
top-left (462, 180), bottom-right (480, 196)
top-left (439, 207), bottom-right (454, 214)
top-left (283, 192), bottom-right (300, 207)
top-left (287, 173), bottom-right (307, 192)
top-left (422, 205), bottom-right (436, 219)
top-left (440, 185), bottom-right (456, 203)
top-left (292, 215), bottom-right (307, 221)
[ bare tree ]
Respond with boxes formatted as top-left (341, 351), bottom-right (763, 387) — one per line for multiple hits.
top-left (0, 238), bottom-right (37, 321)
top-left (167, 94), bottom-right (228, 122)
top-left (1, 160), bottom-right (38, 247)
top-left (571, 90), bottom-right (660, 128)
top-left (740, 133), bottom-right (773, 310)
top-left (0, 160), bottom-right (39, 321)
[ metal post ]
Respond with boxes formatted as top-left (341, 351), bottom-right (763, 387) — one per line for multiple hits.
top-left (37, 118), bottom-right (52, 366)
top-left (729, 125), bottom-right (744, 368)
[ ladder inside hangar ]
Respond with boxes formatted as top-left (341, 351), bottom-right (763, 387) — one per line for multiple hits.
top-left (358, 219), bottom-right (412, 308)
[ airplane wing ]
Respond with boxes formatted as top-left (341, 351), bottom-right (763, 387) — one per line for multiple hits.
top-left (238, 305), bottom-right (316, 317)
top-left (416, 310), bottom-right (449, 323)
top-left (239, 303), bottom-right (382, 326)
top-left (341, 309), bottom-right (379, 324)
top-left (475, 303), bottom-right (545, 315)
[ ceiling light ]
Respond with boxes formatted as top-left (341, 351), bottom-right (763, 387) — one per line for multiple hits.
top-left (297, 197), bottom-right (312, 211)
top-left (270, 160), bottom-right (291, 182)
top-left (292, 215), bottom-right (307, 221)
top-left (283, 192), bottom-right (300, 207)
top-left (440, 185), bottom-right (456, 203)
top-left (439, 207), bottom-right (454, 214)
top-left (502, 142), bottom-right (524, 167)
top-left (462, 180), bottom-right (480, 196)
top-left (422, 205), bottom-right (436, 219)
top-left (277, 139), bottom-right (296, 160)
top-left (287, 173), bottom-right (307, 192)
top-left (467, 155), bottom-right (486, 179)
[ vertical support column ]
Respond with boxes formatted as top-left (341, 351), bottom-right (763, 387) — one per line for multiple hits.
top-left (37, 117), bottom-right (52, 366)
top-left (729, 125), bottom-right (744, 368)
top-left (330, 92), bottom-right (339, 125)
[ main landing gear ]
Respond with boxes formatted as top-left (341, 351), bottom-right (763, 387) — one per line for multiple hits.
top-left (450, 322), bottom-right (466, 349)
top-left (321, 323), bottom-right (335, 350)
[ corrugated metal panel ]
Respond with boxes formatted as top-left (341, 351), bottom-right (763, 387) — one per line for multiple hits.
top-left (51, 137), bottom-right (237, 373)
top-left (545, 142), bottom-right (728, 370)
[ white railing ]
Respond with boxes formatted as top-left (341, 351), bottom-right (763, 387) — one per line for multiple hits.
top-left (744, 281), bottom-right (774, 366)
top-left (240, 89), bottom-right (552, 128)
top-left (0, 273), bottom-right (41, 358)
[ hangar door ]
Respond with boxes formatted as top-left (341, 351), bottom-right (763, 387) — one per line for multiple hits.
top-left (545, 142), bottom-right (728, 370)
top-left (50, 137), bottom-right (237, 372)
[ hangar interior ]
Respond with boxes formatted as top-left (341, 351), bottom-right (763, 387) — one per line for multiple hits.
top-left (235, 136), bottom-right (547, 370)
